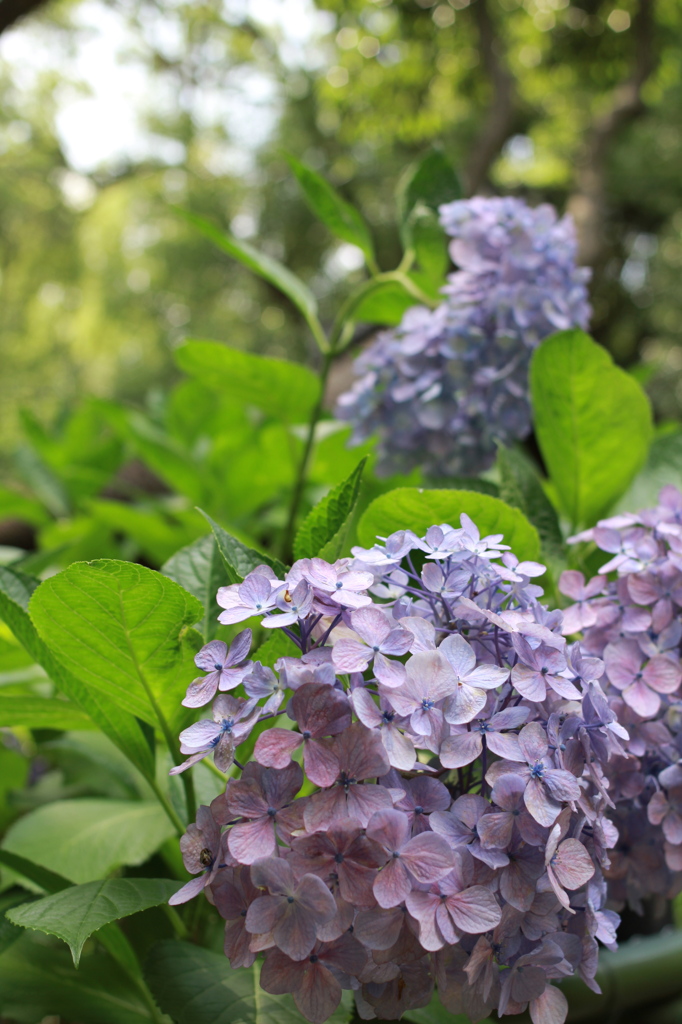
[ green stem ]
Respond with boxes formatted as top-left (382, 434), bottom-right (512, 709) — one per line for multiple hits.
top-left (149, 778), bottom-right (185, 837)
top-left (280, 350), bottom-right (334, 562)
top-left (161, 903), bottom-right (189, 940)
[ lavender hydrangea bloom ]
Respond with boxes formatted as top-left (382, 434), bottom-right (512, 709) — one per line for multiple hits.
top-left (336, 197), bottom-right (591, 477)
top-left (169, 512), bottom-right (623, 1024)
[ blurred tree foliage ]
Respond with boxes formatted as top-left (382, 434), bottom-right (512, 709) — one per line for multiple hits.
top-left (1, 0), bottom-right (682, 471)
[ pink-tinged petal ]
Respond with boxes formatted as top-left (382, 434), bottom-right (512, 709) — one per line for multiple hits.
top-left (489, 706), bottom-right (530, 730)
top-left (648, 790), bottom-right (669, 826)
top-left (401, 833), bottom-right (455, 882)
top-left (384, 688), bottom-right (417, 717)
top-left (524, 777), bottom-right (561, 827)
top-left (381, 627), bottom-right (413, 657)
top-left (558, 570), bottom-right (586, 601)
top-left (351, 606), bottom-right (392, 645)
top-left (500, 861), bottom-right (537, 912)
top-left (443, 684), bottom-right (487, 725)
top-left (169, 751), bottom-right (210, 775)
top-left (373, 857), bottom-right (411, 908)
top-left (259, 948), bottom-right (304, 994)
top-left (561, 604), bottom-right (596, 636)
top-left (490, 773), bottom-right (527, 809)
top-left (225, 778), bottom-right (269, 819)
top-left (447, 886), bottom-right (501, 933)
top-left (643, 655), bottom-right (682, 694)
top-left (485, 731), bottom-right (524, 761)
top-left (245, 895), bottom-right (282, 935)
top-left (429, 810), bottom-right (472, 846)
top-left (168, 874), bottom-right (206, 905)
top-left (254, 729), bottom-right (302, 769)
top-left (296, 873), bottom-right (337, 921)
top-left (604, 640), bottom-right (642, 689)
top-left (332, 639), bottom-right (372, 673)
top-left (340, 722), bottom-right (391, 781)
top-left (291, 683), bottom-right (352, 738)
top-left (346, 783), bottom-right (393, 827)
top-left (548, 675), bottom-right (583, 701)
top-left (195, 640), bottom-right (229, 672)
top-left (435, 901), bottom-right (459, 946)
top-left (439, 634), bottom-right (477, 677)
top-left (353, 906), bottom-right (405, 950)
top-left (273, 906), bottom-right (318, 961)
top-left (374, 654), bottom-right (407, 688)
top-left (367, 807), bottom-right (411, 851)
top-left (214, 733), bottom-right (237, 773)
top-left (623, 679), bottom-right (660, 718)
top-left (543, 770), bottom-right (580, 803)
top-left (331, 590), bottom-right (372, 609)
top-left (228, 817), bottom-right (276, 864)
top-left (663, 810), bottom-right (682, 846)
top-left (467, 664), bottom-right (510, 690)
top-left (406, 650), bottom-right (459, 703)
top-left (182, 672), bottom-right (220, 708)
top-left (400, 616), bottom-right (436, 651)
top-left (304, 788), bottom-right (347, 832)
top-left (179, 719), bottom-right (220, 752)
top-left (382, 725), bottom-right (417, 771)
top-left (296, 964), bottom-right (342, 1024)
top-left (439, 731), bottom-right (483, 769)
top-left (530, 984), bottom-right (568, 1024)
top-left (304, 738), bottom-right (341, 788)
top-left (404, 890), bottom-right (442, 951)
top-left (351, 686), bottom-right (382, 728)
top-left (511, 665), bottom-right (546, 702)
top-left (477, 812), bottom-right (513, 850)
top-left (223, 919), bottom-right (256, 969)
top-left (551, 839), bottom-right (594, 890)
top-left (518, 722), bottom-right (549, 764)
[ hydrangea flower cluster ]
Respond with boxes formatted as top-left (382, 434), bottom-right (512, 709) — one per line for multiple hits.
top-left (564, 486), bottom-right (682, 911)
top-left (169, 515), bottom-right (621, 1024)
top-left (336, 197), bottom-right (591, 477)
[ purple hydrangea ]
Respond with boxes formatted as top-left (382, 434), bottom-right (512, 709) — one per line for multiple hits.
top-left (170, 516), bottom-right (621, 1024)
top-left (336, 197), bottom-right (591, 477)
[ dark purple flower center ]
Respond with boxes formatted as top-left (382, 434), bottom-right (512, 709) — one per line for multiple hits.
top-left (382, 710), bottom-right (395, 723)
top-left (267, 807), bottom-right (277, 817)
top-left (414, 806), bottom-right (424, 815)
top-left (334, 853), bottom-right (345, 864)
top-left (336, 582), bottom-right (344, 589)
top-left (421, 699), bottom-right (435, 710)
top-left (372, 645), bottom-right (381, 652)
top-left (287, 896), bottom-right (295, 904)
top-left (530, 761), bottom-right (546, 779)
top-left (392, 850), bottom-right (401, 859)
top-left (339, 772), bottom-right (356, 790)
top-left (302, 731), bottom-right (312, 740)
top-left (240, 909), bottom-right (247, 917)
top-left (214, 663), bottom-right (223, 671)
top-left (540, 667), bottom-right (549, 676)
top-left (310, 954), bottom-right (319, 963)
top-left (478, 722), bottom-right (491, 733)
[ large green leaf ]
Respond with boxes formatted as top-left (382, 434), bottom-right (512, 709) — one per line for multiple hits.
top-left (200, 510), bottom-right (287, 582)
top-left (252, 629), bottom-right (299, 668)
top-left (179, 210), bottom-right (327, 351)
top-left (176, 340), bottom-right (320, 424)
top-left (530, 330), bottom-right (653, 528)
top-left (7, 877), bottom-right (178, 966)
top-left (615, 428), bottom-right (682, 514)
top-left (348, 278), bottom-right (416, 326)
top-left (29, 559), bottom-right (203, 728)
top-left (0, 570), bottom-right (156, 782)
top-left (145, 941), bottom-right (352, 1024)
top-left (398, 149), bottom-right (461, 226)
top-left (0, 566), bottom-right (37, 611)
top-left (0, 694), bottom-right (94, 730)
top-left (357, 488), bottom-right (540, 562)
top-left (497, 446), bottom-right (564, 564)
top-left (2, 798), bottom-right (176, 884)
top-left (294, 458), bottom-right (367, 561)
top-left (286, 155), bottom-right (375, 266)
top-left (163, 534), bottom-right (229, 641)
top-left (0, 935), bottom-right (153, 1024)
top-left (0, 849), bottom-right (72, 893)
top-left (0, 891), bottom-right (31, 955)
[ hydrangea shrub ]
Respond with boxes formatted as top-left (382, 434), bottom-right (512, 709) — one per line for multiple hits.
top-left (170, 515), bottom-right (619, 1024)
top-left (337, 197), bottom-right (591, 477)
top-left (563, 486), bottom-right (682, 911)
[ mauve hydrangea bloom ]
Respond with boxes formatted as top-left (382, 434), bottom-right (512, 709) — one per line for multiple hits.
top-left (565, 485), bottom-right (682, 910)
top-left (170, 514), bottom-right (620, 1024)
top-left (336, 197), bottom-right (591, 477)
top-left (183, 630), bottom-right (253, 707)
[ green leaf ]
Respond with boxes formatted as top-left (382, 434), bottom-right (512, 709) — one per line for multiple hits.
top-left (0, 849), bottom-right (72, 893)
top-left (0, 694), bottom-right (95, 730)
top-left (294, 457), bottom-right (367, 561)
top-left (530, 329), bottom-right (653, 528)
top-left (286, 154), bottom-right (375, 266)
top-left (0, 570), bottom-right (156, 782)
top-left (497, 446), bottom-right (564, 564)
top-left (409, 205), bottom-right (448, 284)
top-left (2, 798), bottom-right (176, 883)
top-left (199, 509), bottom-right (287, 582)
top-left (251, 629), bottom-right (299, 668)
top-left (404, 992), bottom-right (493, 1024)
top-left (163, 534), bottom-right (229, 641)
top-left (145, 941), bottom-right (352, 1024)
top-left (357, 488), bottom-right (540, 562)
top-left (179, 209), bottom-right (327, 352)
top-left (398, 149), bottom-right (461, 226)
top-left (29, 559), bottom-right (204, 728)
top-left (0, 934), bottom-right (153, 1024)
top-left (615, 428), bottom-right (682, 514)
top-left (351, 278), bottom-right (416, 326)
top-left (0, 565), bottom-right (38, 611)
top-left (0, 891), bottom-right (31, 955)
top-left (0, 486), bottom-right (48, 527)
top-left (176, 339), bottom-right (320, 424)
top-left (7, 877), bottom-right (179, 966)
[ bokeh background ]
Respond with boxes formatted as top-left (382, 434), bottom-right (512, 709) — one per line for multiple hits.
top-left (1, 0), bottom-right (681, 555)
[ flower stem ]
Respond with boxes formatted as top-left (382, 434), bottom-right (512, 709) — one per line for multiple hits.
top-left (280, 349), bottom-right (334, 562)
